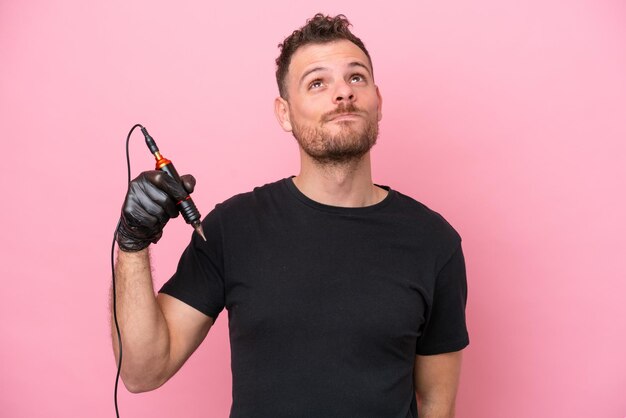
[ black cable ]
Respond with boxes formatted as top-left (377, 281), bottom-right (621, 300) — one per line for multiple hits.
top-left (111, 123), bottom-right (144, 417)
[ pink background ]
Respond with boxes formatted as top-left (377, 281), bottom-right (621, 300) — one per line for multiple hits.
top-left (1, 0), bottom-right (625, 417)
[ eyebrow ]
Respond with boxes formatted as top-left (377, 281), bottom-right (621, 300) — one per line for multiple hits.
top-left (298, 61), bottom-right (373, 87)
top-left (348, 61), bottom-right (372, 75)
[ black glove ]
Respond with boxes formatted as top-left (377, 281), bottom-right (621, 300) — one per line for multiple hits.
top-left (116, 170), bottom-right (196, 252)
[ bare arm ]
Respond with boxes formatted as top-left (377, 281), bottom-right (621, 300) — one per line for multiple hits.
top-left (414, 350), bottom-right (463, 418)
top-left (111, 248), bottom-right (213, 393)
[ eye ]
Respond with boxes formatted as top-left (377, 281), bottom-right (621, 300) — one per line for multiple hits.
top-left (308, 79), bottom-right (324, 90)
top-left (350, 74), bottom-right (365, 83)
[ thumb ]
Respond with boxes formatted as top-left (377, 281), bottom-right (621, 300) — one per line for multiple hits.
top-left (180, 174), bottom-right (196, 194)
top-left (147, 171), bottom-right (190, 202)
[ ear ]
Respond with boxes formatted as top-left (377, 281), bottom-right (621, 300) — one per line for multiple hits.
top-left (274, 96), bottom-right (293, 132)
top-left (376, 85), bottom-right (383, 122)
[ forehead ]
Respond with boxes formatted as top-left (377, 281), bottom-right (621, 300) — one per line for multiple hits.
top-left (288, 40), bottom-right (372, 80)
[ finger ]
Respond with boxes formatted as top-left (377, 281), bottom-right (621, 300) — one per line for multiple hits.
top-left (143, 171), bottom-right (190, 202)
top-left (123, 192), bottom-right (160, 229)
top-left (127, 181), bottom-right (174, 225)
top-left (138, 179), bottom-right (179, 219)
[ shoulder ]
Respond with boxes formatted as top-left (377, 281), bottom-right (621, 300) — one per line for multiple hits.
top-left (209, 178), bottom-right (288, 219)
top-left (387, 188), bottom-right (462, 252)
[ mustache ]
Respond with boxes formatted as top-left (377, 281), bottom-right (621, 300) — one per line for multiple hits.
top-left (322, 103), bottom-right (362, 122)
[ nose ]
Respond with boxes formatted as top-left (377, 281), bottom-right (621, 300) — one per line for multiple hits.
top-left (333, 80), bottom-right (355, 104)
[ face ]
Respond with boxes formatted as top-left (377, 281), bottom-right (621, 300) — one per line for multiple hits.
top-left (275, 40), bottom-right (383, 165)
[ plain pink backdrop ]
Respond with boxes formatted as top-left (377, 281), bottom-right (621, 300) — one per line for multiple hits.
top-left (1, 0), bottom-right (625, 417)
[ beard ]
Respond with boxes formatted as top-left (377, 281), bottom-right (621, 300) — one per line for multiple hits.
top-left (291, 103), bottom-right (379, 165)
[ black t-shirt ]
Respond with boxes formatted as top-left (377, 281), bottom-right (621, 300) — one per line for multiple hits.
top-left (160, 178), bottom-right (469, 418)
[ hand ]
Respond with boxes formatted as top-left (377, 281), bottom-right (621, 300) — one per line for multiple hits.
top-left (116, 170), bottom-right (196, 252)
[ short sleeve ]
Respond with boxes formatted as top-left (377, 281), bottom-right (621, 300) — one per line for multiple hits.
top-left (159, 206), bottom-right (226, 321)
top-left (415, 243), bottom-right (469, 355)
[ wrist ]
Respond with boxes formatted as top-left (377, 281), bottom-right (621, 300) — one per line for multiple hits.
top-left (116, 217), bottom-right (162, 252)
top-left (116, 229), bottom-right (152, 252)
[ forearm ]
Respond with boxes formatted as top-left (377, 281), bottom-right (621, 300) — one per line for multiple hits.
top-left (110, 248), bottom-right (170, 392)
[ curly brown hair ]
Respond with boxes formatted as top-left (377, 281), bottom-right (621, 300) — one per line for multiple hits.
top-left (275, 13), bottom-right (373, 99)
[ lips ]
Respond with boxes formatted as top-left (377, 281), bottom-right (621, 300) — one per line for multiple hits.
top-left (328, 112), bottom-right (361, 122)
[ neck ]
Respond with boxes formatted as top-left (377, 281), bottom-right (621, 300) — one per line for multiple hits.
top-left (293, 151), bottom-right (387, 207)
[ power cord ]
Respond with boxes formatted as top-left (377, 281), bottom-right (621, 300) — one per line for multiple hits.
top-left (111, 123), bottom-right (144, 417)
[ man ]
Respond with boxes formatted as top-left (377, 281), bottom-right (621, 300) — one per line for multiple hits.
top-left (112, 13), bottom-right (469, 418)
